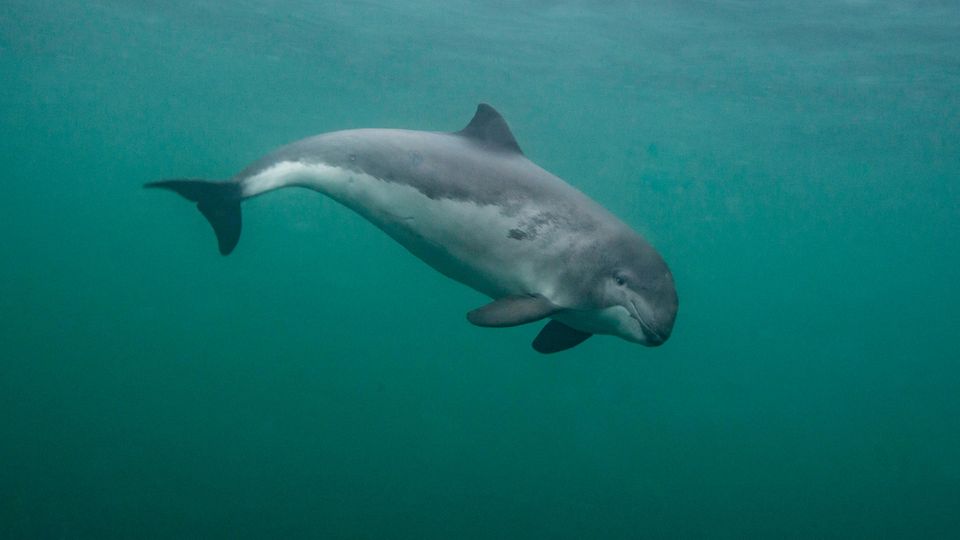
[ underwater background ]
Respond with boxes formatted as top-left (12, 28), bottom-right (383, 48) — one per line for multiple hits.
top-left (1, 0), bottom-right (958, 537)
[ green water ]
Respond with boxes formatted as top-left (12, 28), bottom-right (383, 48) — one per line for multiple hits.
top-left (2, 1), bottom-right (958, 537)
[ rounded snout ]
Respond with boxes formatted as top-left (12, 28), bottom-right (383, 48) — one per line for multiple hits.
top-left (634, 309), bottom-right (674, 347)
top-left (632, 280), bottom-right (677, 347)
top-left (650, 291), bottom-right (678, 347)
top-left (641, 323), bottom-right (668, 347)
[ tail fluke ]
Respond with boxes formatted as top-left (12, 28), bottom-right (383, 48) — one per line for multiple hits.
top-left (145, 179), bottom-right (242, 255)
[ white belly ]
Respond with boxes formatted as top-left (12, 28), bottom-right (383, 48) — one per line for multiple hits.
top-left (240, 160), bottom-right (583, 301)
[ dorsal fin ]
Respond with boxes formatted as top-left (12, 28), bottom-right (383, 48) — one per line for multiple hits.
top-left (455, 103), bottom-right (523, 154)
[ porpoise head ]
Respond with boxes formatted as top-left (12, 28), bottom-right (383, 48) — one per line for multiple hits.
top-left (575, 231), bottom-right (678, 346)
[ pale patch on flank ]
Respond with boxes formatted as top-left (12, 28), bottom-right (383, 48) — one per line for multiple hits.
top-left (238, 160), bottom-right (587, 301)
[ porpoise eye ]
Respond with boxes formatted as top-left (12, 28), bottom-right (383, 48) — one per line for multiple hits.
top-left (615, 275), bottom-right (627, 286)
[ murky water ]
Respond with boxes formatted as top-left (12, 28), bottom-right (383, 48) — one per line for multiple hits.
top-left (1, 1), bottom-right (958, 537)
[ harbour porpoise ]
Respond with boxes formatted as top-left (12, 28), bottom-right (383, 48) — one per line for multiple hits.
top-left (147, 104), bottom-right (678, 353)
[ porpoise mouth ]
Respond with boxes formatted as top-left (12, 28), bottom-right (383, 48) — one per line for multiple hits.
top-left (630, 300), bottom-right (665, 346)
